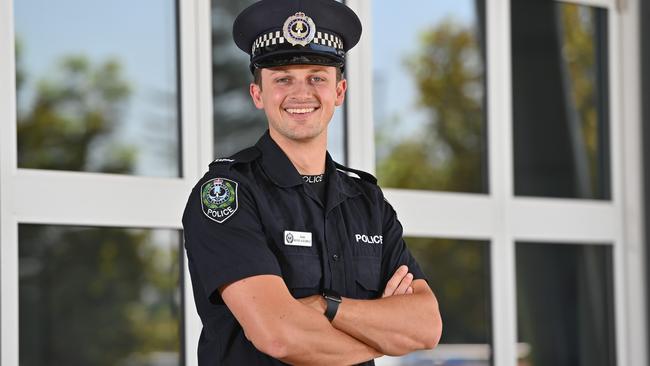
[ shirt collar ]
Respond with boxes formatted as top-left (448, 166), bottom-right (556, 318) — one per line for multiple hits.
top-left (326, 154), bottom-right (361, 198)
top-left (255, 131), bottom-right (304, 188)
top-left (255, 131), bottom-right (361, 198)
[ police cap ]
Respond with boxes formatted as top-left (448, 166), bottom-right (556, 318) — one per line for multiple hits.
top-left (233, 0), bottom-right (362, 73)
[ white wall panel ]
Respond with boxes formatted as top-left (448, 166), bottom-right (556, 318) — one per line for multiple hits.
top-left (385, 189), bottom-right (494, 240)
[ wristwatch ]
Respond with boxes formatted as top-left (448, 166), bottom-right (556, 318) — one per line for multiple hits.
top-left (322, 288), bottom-right (342, 322)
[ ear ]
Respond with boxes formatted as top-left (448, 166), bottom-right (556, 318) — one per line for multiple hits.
top-left (335, 79), bottom-right (347, 107)
top-left (249, 83), bottom-right (264, 109)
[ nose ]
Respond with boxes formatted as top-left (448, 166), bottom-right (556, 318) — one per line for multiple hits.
top-left (289, 78), bottom-right (314, 100)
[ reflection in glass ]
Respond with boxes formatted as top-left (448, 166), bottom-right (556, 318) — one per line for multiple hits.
top-left (19, 225), bottom-right (182, 366)
top-left (14, 0), bottom-right (180, 177)
top-left (211, 1), bottom-right (346, 163)
top-left (377, 238), bottom-right (492, 366)
top-left (373, 1), bottom-right (487, 193)
top-left (516, 242), bottom-right (616, 366)
top-left (512, 2), bottom-right (610, 199)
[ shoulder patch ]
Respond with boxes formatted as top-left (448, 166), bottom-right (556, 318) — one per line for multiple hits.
top-left (334, 162), bottom-right (378, 184)
top-left (213, 158), bottom-right (235, 164)
top-left (208, 147), bottom-right (260, 169)
top-left (200, 178), bottom-right (239, 223)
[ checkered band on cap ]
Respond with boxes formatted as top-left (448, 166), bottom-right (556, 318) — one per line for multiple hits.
top-left (252, 30), bottom-right (344, 53)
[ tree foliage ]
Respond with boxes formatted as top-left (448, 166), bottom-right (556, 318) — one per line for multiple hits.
top-left (17, 54), bottom-right (135, 173)
top-left (16, 46), bottom-right (180, 365)
top-left (376, 19), bottom-right (492, 345)
top-left (211, 0), bottom-right (268, 157)
top-left (20, 226), bottom-right (180, 366)
top-left (407, 238), bottom-right (491, 344)
top-left (376, 19), bottom-right (486, 193)
top-left (560, 5), bottom-right (602, 195)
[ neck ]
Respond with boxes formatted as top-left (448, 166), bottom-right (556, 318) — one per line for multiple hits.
top-left (269, 129), bottom-right (327, 175)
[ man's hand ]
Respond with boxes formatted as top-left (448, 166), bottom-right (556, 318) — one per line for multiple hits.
top-left (298, 264), bottom-right (413, 312)
top-left (293, 265), bottom-right (440, 356)
top-left (382, 265), bottom-right (413, 298)
top-left (221, 275), bottom-right (382, 364)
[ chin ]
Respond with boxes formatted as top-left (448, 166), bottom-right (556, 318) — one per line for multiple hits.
top-left (273, 123), bottom-right (325, 142)
top-left (288, 129), bottom-right (325, 142)
top-left (287, 130), bottom-right (322, 141)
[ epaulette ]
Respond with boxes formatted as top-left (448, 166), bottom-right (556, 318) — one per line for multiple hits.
top-left (334, 162), bottom-right (378, 185)
top-left (209, 147), bottom-right (260, 169)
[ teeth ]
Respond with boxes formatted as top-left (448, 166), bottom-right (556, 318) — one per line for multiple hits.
top-left (285, 108), bottom-right (316, 114)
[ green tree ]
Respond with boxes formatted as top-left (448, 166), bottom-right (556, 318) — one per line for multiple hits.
top-left (17, 55), bottom-right (135, 173)
top-left (211, 0), bottom-right (268, 156)
top-left (376, 19), bottom-right (491, 346)
top-left (20, 226), bottom-right (180, 366)
top-left (16, 47), bottom-right (181, 365)
top-left (560, 4), bottom-right (603, 196)
top-left (15, 39), bottom-right (25, 92)
top-left (407, 238), bottom-right (491, 344)
top-left (376, 19), bottom-right (486, 193)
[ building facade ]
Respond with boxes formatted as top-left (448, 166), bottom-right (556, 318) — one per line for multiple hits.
top-left (1, 0), bottom-right (647, 365)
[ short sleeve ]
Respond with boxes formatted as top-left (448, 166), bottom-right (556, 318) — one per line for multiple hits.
top-left (379, 196), bottom-right (427, 287)
top-left (182, 175), bottom-right (281, 304)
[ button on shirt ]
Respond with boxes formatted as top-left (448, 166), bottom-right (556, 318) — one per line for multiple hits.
top-left (182, 131), bottom-right (426, 366)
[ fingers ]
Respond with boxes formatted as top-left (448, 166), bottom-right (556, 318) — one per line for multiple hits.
top-left (382, 265), bottom-right (408, 298)
top-left (382, 265), bottom-right (414, 298)
top-left (394, 272), bottom-right (413, 295)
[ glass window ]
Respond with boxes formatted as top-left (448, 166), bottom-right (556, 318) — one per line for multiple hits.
top-left (512, 2), bottom-right (610, 199)
top-left (19, 225), bottom-right (182, 366)
top-left (211, 1), bottom-right (347, 163)
top-left (373, 1), bottom-right (488, 193)
top-left (14, 0), bottom-right (180, 177)
top-left (377, 238), bottom-right (492, 366)
top-left (516, 242), bottom-right (616, 366)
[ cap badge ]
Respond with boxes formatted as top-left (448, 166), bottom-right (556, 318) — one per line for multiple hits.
top-left (283, 12), bottom-right (316, 46)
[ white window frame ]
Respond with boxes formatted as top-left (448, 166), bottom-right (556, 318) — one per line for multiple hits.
top-left (0, 0), bottom-right (212, 365)
top-left (345, 0), bottom-right (646, 365)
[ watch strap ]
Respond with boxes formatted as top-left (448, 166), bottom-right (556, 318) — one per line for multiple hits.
top-left (322, 289), bottom-right (342, 322)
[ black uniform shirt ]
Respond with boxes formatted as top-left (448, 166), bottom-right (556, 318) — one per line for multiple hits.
top-left (182, 131), bottom-right (427, 366)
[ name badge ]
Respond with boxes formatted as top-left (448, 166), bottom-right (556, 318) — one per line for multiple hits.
top-left (284, 230), bottom-right (312, 247)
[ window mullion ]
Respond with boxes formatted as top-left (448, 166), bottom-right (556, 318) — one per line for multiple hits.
top-left (1, 0), bottom-right (20, 363)
top-left (342, 0), bottom-right (376, 175)
top-left (488, 0), bottom-right (518, 365)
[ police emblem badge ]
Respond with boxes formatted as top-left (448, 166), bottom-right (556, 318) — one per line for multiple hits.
top-left (283, 12), bottom-right (316, 46)
top-left (200, 178), bottom-right (238, 223)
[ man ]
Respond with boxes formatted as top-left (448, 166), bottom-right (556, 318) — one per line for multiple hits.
top-left (182, 0), bottom-right (442, 364)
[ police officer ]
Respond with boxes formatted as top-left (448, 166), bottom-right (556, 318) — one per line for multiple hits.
top-left (182, 0), bottom-right (442, 364)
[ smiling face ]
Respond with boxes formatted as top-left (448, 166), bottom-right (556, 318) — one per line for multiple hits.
top-left (249, 65), bottom-right (347, 144)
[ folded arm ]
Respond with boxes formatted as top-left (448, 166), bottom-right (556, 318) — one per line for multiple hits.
top-left (333, 278), bottom-right (442, 356)
top-left (220, 274), bottom-right (382, 365)
top-left (299, 266), bottom-right (442, 356)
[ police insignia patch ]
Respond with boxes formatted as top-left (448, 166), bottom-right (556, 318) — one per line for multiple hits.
top-left (200, 178), bottom-right (238, 223)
